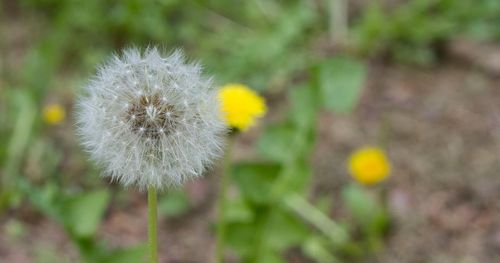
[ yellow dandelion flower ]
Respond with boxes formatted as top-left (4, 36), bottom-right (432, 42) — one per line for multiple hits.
top-left (218, 83), bottom-right (266, 131)
top-left (348, 146), bottom-right (391, 185)
top-left (43, 104), bottom-right (65, 125)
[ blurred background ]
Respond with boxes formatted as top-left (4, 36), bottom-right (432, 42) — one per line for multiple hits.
top-left (1, 0), bottom-right (500, 262)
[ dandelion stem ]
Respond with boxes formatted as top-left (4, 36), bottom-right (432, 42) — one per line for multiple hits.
top-left (148, 186), bottom-right (158, 263)
top-left (216, 135), bottom-right (235, 263)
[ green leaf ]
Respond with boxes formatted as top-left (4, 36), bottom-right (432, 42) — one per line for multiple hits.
top-left (224, 195), bottom-right (254, 223)
top-left (226, 222), bottom-right (258, 257)
top-left (288, 84), bottom-right (319, 131)
top-left (303, 236), bottom-right (340, 263)
top-left (232, 163), bottom-right (281, 204)
top-left (3, 91), bottom-right (36, 194)
top-left (61, 190), bottom-right (110, 238)
top-left (101, 244), bottom-right (147, 263)
top-left (342, 184), bottom-right (377, 226)
top-left (257, 123), bottom-right (315, 163)
top-left (271, 160), bottom-right (312, 198)
top-left (315, 195), bottom-right (334, 215)
top-left (352, 2), bottom-right (390, 55)
top-left (158, 190), bottom-right (190, 217)
top-left (20, 181), bottom-right (60, 219)
top-left (318, 56), bottom-right (366, 113)
top-left (342, 184), bottom-right (389, 237)
top-left (285, 194), bottom-right (349, 246)
top-left (256, 250), bottom-right (285, 263)
top-left (264, 207), bottom-right (309, 250)
top-left (257, 124), bottom-right (296, 163)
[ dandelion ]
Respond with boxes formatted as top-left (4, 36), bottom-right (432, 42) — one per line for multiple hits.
top-left (348, 146), bottom-right (391, 185)
top-left (76, 47), bottom-right (225, 262)
top-left (215, 84), bottom-right (266, 263)
top-left (218, 83), bottom-right (266, 131)
top-left (43, 104), bottom-right (65, 125)
top-left (76, 47), bottom-right (225, 189)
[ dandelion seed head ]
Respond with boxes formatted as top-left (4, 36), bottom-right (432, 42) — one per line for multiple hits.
top-left (76, 47), bottom-right (225, 190)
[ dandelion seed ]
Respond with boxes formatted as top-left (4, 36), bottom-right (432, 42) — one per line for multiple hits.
top-left (76, 47), bottom-right (225, 190)
top-left (348, 146), bottom-right (391, 185)
top-left (218, 83), bottom-right (266, 131)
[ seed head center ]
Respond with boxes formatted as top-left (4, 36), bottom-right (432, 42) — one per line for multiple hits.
top-left (126, 94), bottom-right (179, 139)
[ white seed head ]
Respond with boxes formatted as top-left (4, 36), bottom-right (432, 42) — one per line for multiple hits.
top-left (76, 47), bottom-right (225, 190)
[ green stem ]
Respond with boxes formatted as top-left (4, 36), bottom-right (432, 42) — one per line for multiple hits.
top-left (148, 186), bottom-right (158, 263)
top-left (330, 0), bottom-right (348, 46)
top-left (215, 136), bottom-right (235, 263)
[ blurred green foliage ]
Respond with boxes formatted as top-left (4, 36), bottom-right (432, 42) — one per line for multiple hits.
top-left (21, 181), bottom-right (146, 262)
top-left (10, 0), bottom-right (321, 93)
top-left (158, 189), bottom-right (190, 217)
top-left (353, 0), bottom-right (500, 64)
top-left (220, 56), bottom-right (392, 262)
top-left (1, 0), bottom-right (500, 262)
top-left (317, 56), bottom-right (366, 112)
